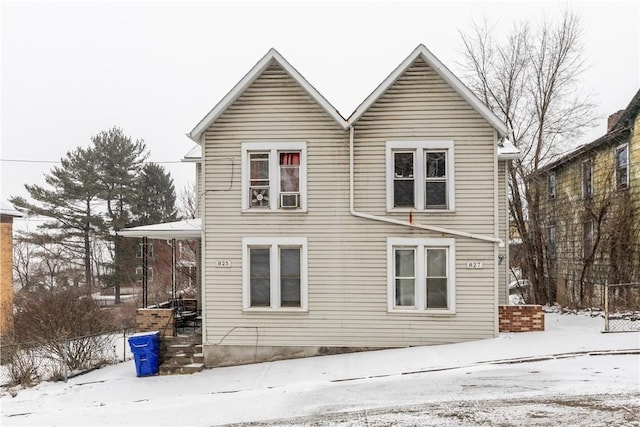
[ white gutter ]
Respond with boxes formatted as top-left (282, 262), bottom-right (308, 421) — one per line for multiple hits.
top-left (349, 126), bottom-right (504, 247)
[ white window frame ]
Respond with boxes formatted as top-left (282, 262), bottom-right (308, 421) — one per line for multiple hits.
top-left (386, 141), bottom-right (455, 212)
top-left (136, 242), bottom-right (153, 258)
top-left (241, 142), bottom-right (308, 212)
top-left (387, 237), bottom-right (456, 314)
top-left (135, 266), bottom-right (153, 282)
top-left (242, 237), bottom-right (308, 311)
top-left (614, 143), bottom-right (629, 190)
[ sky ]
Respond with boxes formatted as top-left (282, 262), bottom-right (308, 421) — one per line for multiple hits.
top-left (1, 0), bottom-right (639, 226)
top-left (1, 311), bottom-right (639, 425)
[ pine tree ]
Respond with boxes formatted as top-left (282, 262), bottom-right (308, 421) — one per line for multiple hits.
top-left (10, 147), bottom-right (104, 292)
top-left (131, 163), bottom-right (178, 226)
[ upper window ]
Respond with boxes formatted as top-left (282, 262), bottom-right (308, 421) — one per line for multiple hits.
top-left (582, 159), bottom-right (593, 199)
top-left (386, 141), bottom-right (455, 211)
top-left (387, 237), bottom-right (456, 313)
top-left (242, 142), bottom-right (307, 211)
top-left (548, 171), bottom-right (556, 199)
top-left (242, 237), bottom-right (308, 311)
top-left (615, 144), bottom-right (629, 190)
top-left (136, 242), bottom-right (154, 258)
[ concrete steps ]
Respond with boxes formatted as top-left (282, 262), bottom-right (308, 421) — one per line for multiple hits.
top-left (159, 335), bottom-right (204, 375)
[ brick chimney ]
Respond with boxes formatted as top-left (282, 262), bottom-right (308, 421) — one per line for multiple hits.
top-left (607, 109), bottom-right (624, 131)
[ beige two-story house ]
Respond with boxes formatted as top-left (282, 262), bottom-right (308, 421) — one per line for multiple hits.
top-left (181, 45), bottom-right (518, 367)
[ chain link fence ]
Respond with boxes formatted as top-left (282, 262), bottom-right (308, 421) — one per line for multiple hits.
top-left (0, 326), bottom-right (136, 389)
top-left (600, 283), bottom-right (640, 332)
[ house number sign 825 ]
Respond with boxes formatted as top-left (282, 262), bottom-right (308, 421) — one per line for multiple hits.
top-left (466, 261), bottom-right (483, 269)
top-left (216, 260), bottom-right (232, 268)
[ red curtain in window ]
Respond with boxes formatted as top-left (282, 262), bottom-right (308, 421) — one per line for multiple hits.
top-left (280, 153), bottom-right (300, 165)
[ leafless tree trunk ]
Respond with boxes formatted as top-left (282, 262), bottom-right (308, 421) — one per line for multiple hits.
top-left (178, 183), bottom-right (197, 219)
top-left (460, 10), bottom-right (596, 303)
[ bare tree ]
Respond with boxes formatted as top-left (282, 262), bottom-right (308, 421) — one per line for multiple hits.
top-left (178, 183), bottom-right (197, 219)
top-left (460, 10), bottom-right (597, 303)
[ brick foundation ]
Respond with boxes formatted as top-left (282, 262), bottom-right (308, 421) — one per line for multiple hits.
top-left (135, 308), bottom-right (175, 336)
top-left (498, 305), bottom-right (545, 332)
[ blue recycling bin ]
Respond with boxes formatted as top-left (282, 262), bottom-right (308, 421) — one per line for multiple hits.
top-left (128, 331), bottom-right (160, 377)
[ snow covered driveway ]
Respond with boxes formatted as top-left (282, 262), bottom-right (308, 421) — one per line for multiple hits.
top-left (2, 312), bottom-right (639, 426)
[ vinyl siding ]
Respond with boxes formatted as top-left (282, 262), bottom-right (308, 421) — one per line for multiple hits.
top-left (202, 58), bottom-right (500, 349)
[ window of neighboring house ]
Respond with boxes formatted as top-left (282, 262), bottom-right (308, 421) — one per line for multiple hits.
top-left (615, 143), bottom-right (629, 190)
top-left (386, 141), bottom-right (455, 211)
top-left (548, 171), bottom-right (556, 199)
top-left (548, 225), bottom-right (556, 259)
top-left (582, 220), bottom-right (593, 259)
top-left (387, 237), bottom-right (456, 313)
top-left (582, 159), bottom-right (593, 199)
top-left (136, 267), bottom-right (153, 282)
top-left (242, 142), bottom-right (307, 211)
top-left (242, 237), bottom-right (308, 310)
top-left (136, 242), bottom-right (153, 258)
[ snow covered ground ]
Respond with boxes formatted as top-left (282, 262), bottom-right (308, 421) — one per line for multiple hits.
top-left (1, 312), bottom-right (639, 426)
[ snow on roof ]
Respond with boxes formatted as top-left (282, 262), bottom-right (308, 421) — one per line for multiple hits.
top-left (497, 138), bottom-right (521, 159)
top-left (182, 144), bottom-right (202, 162)
top-left (1, 201), bottom-right (22, 217)
top-left (118, 218), bottom-right (201, 239)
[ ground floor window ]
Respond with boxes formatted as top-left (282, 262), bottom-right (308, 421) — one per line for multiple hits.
top-left (242, 237), bottom-right (308, 310)
top-left (387, 237), bottom-right (456, 313)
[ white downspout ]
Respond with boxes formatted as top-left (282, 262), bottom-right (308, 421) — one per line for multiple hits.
top-left (349, 125), bottom-right (504, 246)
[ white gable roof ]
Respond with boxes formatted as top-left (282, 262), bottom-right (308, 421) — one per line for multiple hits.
top-left (188, 49), bottom-right (347, 142)
top-left (347, 44), bottom-right (508, 137)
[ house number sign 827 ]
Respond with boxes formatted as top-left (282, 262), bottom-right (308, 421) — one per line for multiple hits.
top-left (466, 261), bottom-right (483, 269)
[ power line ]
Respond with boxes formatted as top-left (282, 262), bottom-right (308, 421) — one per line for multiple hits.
top-left (0, 158), bottom-right (187, 164)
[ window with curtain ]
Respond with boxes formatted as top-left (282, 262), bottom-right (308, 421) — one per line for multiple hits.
top-left (279, 152), bottom-right (300, 193)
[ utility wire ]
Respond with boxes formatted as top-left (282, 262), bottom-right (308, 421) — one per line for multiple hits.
top-left (0, 158), bottom-right (187, 164)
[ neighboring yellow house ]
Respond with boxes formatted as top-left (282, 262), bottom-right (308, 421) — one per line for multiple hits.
top-left (536, 89), bottom-right (640, 306)
top-left (1, 206), bottom-right (22, 338)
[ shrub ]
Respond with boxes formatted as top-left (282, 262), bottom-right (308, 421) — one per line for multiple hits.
top-left (13, 288), bottom-right (115, 371)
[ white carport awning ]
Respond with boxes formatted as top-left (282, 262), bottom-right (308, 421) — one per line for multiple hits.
top-left (118, 218), bottom-right (202, 239)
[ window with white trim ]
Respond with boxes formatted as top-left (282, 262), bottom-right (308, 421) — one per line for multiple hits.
top-left (387, 237), bottom-right (456, 313)
top-left (136, 242), bottom-right (153, 258)
top-left (242, 237), bottom-right (308, 310)
top-left (242, 142), bottom-right (307, 211)
top-left (615, 143), bottom-right (629, 190)
top-left (386, 141), bottom-right (455, 211)
top-left (135, 267), bottom-right (153, 282)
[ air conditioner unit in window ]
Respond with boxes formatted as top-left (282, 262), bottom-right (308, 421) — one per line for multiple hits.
top-left (280, 193), bottom-right (300, 208)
